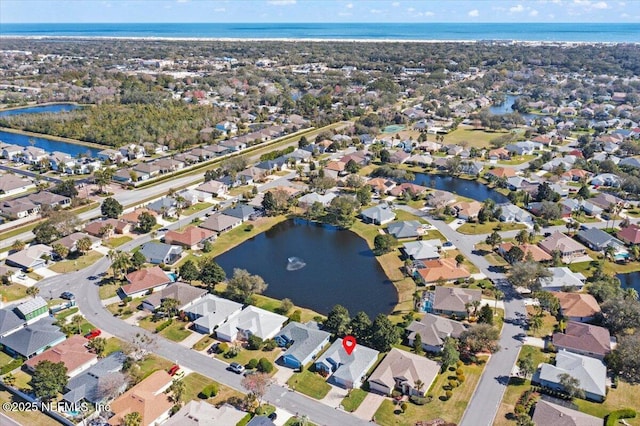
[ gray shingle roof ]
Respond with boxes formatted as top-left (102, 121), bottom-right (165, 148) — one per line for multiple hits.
top-left (576, 227), bottom-right (623, 249)
top-left (0, 308), bottom-right (24, 336)
top-left (361, 204), bottom-right (396, 223)
top-left (277, 322), bottom-right (330, 365)
top-left (532, 400), bottom-right (602, 426)
top-left (0, 317), bottom-right (65, 358)
top-left (223, 204), bottom-right (258, 220)
top-left (63, 351), bottom-right (126, 404)
top-left (140, 242), bottom-right (182, 262)
top-left (406, 314), bottom-right (467, 347)
top-left (387, 221), bottom-right (422, 239)
top-left (316, 339), bottom-right (379, 385)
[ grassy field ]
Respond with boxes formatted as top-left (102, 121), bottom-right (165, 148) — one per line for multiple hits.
top-left (104, 337), bottom-right (123, 356)
top-left (0, 389), bottom-right (59, 426)
top-left (442, 127), bottom-right (511, 149)
top-left (103, 235), bottom-right (133, 248)
top-left (0, 351), bottom-right (14, 369)
top-left (181, 372), bottom-right (245, 405)
top-left (288, 370), bottom-right (331, 399)
top-left (525, 306), bottom-right (557, 338)
top-left (394, 209), bottom-right (427, 224)
top-left (497, 155), bottom-right (537, 165)
top-left (374, 357), bottom-right (487, 425)
top-left (457, 221), bottom-right (527, 235)
top-left (0, 283), bottom-right (28, 302)
top-left (569, 258), bottom-right (640, 278)
top-left (136, 355), bottom-right (174, 380)
top-left (48, 250), bottom-right (103, 273)
top-left (54, 306), bottom-right (79, 322)
top-left (137, 316), bottom-right (192, 342)
top-left (342, 388), bottom-right (368, 412)
top-left (182, 202), bottom-right (213, 216)
top-left (98, 282), bottom-right (120, 299)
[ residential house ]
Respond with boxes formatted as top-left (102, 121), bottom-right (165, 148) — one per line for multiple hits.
top-left (576, 227), bottom-right (625, 252)
top-left (154, 158), bottom-right (185, 174)
top-left (589, 192), bottom-right (626, 210)
top-left (216, 306), bottom-right (287, 342)
top-left (0, 198), bottom-right (39, 219)
top-left (552, 322), bottom-right (611, 360)
top-left (185, 294), bottom-right (243, 334)
top-left (21, 146), bottom-right (48, 164)
top-left (0, 307), bottom-right (26, 338)
top-left (538, 232), bottom-right (588, 263)
top-left (27, 191), bottom-right (71, 209)
top-left (539, 267), bottom-right (586, 291)
top-left (429, 286), bottom-right (481, 317)
top-left (247, 416), bottom-right (276, 426)
top-left (388, 183), bottom-right (428, 198)
top-left (452, 200), bottom-right (482, 221)
top-left (553, 292), bottom-right (601, 322)
top-left (53, 232), bottom-right (101, 253)
top-left (195, 180), bottom-right (229, 199)
top-left (223, 204), bottom-right (259, 222)
top-left (139, 242), bottom-right (182, 265)
top-left (1, 144), bottom-right (24, 161)
top-left (562, 169), bottom-right (592, 182)
top-left (120, 208), bottom-right (158, 225)
top-left (24, 335), bottom-right (98, 377)
top-left (219, 139), bottom-right (247, 152)
top-left (406, 313), bottom-right (466, 353)
top-left (368, 348), bottom-right (439, 396)
top-left (414, 259), bottom-right (471, 284)
top-left (461, 162), bottom-right (484, 176)
top-left (581, 200), bottom-right (604, 217)
top-left (97, 149), bottom-right (124, 163)
top-left (6, 244), bottom-right (53, 270)
top-left (237, 167), bottom-right (263, 184)
top-left (497, 242), bottom-right (552, 262)
top-left (488, 147), bottom-right (510, 161)
top-left (147, 197), bottom-right (178, 218)
top-left (534, 350), bottom-right (606, 402)
top-left (485, 167), bottom-right (517, 180)
top-left (406, 154), bottom-right (433, 167)
top-left (360, 204), bottom-right (396, 225)
top-left (505, 141), bottom-right (542, 156)
top-left (107, 370), bottom-right (173, 426)
top-left (499, 204), bottom-right (534, 225)
top-left (62, 352), bottom-right (127, 406)
top-left (402, 240), bottom-right (442, 261)
top-left (275, 322), bottom-right (331, 369)
top-left (283, 149), bottom-right (312, 164)
top-left (0, 174), bottom-right (34, 198)
top-left (141, 282), bottom-right (208, 312)
top-left (386, 220), bottom-right (424, 239)
top-left (324, 161), bottom-right (347, 178)
top-left (367, 178), bottom-right (396, 194)
top-left (84, 218), bottom-right (131, 238)
top-left (389, 150), bottom-right (410, 164)
top-left (163, 402), bottom-right (246, 426)
top-left (0, 317), bottom-right (66, 359)
top-left (164, 226), bottom-right (216, 250)
top-left (120, 266), bottom-right (174, 298)
top-left (590, 173), bottom-right (621, 188)
top-left (531, 400), bottom-right (602, 426)
top-left (298, 192), bottom-right (337, 208)
top-left (618, 223), bottom-right (640, 245)
top-left (49, 151), bottom-right (75, 172)
top-left (315, 338), bottom-right (379, 389)
top-left (256, 158), bottom-right (286, 173)
top-left (119, 144), bottom-right (146, 160)
top-left (199, 213), bottom-right (242, 234)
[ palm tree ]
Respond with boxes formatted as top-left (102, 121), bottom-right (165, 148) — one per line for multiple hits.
top-left (71, 314), bottom-right (84, 335)
top-left (530, 314), bottom-right (543, 335)
top-left (493, 289), bottom-right (504, 313)
top-left (604, 245), bottom-right (616, 262)
top-left (3, 373), bottom-right (16, 387)
top-left (414, 379), bottom-right (425, 395)
top-left (26, 286), bottom-right (40, 298)
top-left (167, 379), bottom-right (186, 405)
top-left (472, 300), bottom-right (482, 317)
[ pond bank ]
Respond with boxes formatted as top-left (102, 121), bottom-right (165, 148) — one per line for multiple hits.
top-left (0, 126), bottom-right (106, 151)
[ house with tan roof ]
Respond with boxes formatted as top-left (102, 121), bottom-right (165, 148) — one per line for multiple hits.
top-left (24, 335), bottom-right (98, 377)
top-left (199, 213), bottom-right (242, 234)
top-left (388, 182), bottom-right (428, 198)
top-left (121, 266), bottom-right (174, 298)
top-left (367, 178), bottom-right (396, 194)
top-left (120, 208), bottom-right (157, 225)
top-left (163, 401), bottom-right (246, 426)
top-left (368, 348), bottom-right (439, 397)
top-left (452, 200), bottom-right (483, 221)
top-left (538, 232), bottom-right (588, 263)
top-left (488, 147), bottom-right (510, 160)
top-left (485, 167), bottom-right (516, 180)
top-left (428, 286), bottom-right (481, 317)
top-left (53, 232), bottom-right (101, 253)
top-left (6, 244), bottom-right (53, 270)
top-left (84, 218), bottom-right (131, 238)
top-left (553, 292), bottom-right (601, 322)
top-left (618, 223), bottom-right (640, 245)
top-left (0, 173), bottom-right (34, 198)
top-left (195, 180), bottom-right (229, 200)
top-left (497, 242), bottom-right (552, 262)
top-left (406, 313), bottom-right (467, 352)
top-left (107, 370), bottom-right (173, 426)
top-left (552, 321), bottom-right (611, 360)
top-left (414, 259), bottom-right (470, 285)
top-left (164, 226), bottom-right (216, 250)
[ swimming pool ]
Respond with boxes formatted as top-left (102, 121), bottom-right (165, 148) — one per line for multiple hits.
top-left (382, 124), bottom-right (406, 134)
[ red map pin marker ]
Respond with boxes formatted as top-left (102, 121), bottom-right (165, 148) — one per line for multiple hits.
top-left (343, 336), bottom-right (357, 355)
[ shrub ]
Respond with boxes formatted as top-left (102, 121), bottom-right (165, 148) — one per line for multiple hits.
top-left (224, 345), bottom-right (240, 359)
top-left (289, 310), bottom-right (302, 323)
top-left (456, 360), bottom-right (463, 368)
top-left (456, 368), bottom-right (464, 375)
top-left (155, 319), bottom-right (173, 333)
top-left (199, 383), bottom-right (219, 398)
top-left (257, 358), bottom-right (274, 374)
top-left (449, 380), bottom-right (459, 388)
top-left (605, 409), bottom-right (636, 426)
top-left (391, 390), bottom-right (403, 399)
top-left (400, 402), bottom-right (408, 413)
top-left (410, 395), bottom-right (429, 405)
top-left (263, 339), bottom-right (277, 351)
top-left (444, 390), bottom-right (453, 400)
top-left (247, 358), bottom-right (259, 369)
top-left (457, 375), bottom-right (466, 383)
top-left (247, 334), bottom-right (263, 350)
top-left (218, 342), bottom-right (229, 353)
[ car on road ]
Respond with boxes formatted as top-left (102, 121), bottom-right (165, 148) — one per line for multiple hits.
top-left (159, 227), bottom-right (169, 232)
top-left (60, 291), bottom-right (76, 300)
top-left (85, 329), bottom-right (102, 340)
top-left (228, 362), bottom-right (245, 374)
top-left (442, 241), bottom-right (453, 247)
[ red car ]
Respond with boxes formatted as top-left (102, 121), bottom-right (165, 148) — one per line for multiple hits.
top-left (168, 364), bottom-right (181, 376)
top-left (85, 329), bottom-right (101, 340)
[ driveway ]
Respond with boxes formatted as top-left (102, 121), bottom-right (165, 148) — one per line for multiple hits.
top-left (35, 267), bottom-right (59, 279)
top-left (320, 383), bottom-right (347, 408)
top-left (178, 329), bottom-right (204, 348)
top-left (352, 392), bottom-right (385, 421)
top-left (273, 366), bottom-right (296, 386)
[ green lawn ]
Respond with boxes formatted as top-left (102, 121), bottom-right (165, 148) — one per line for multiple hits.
top-left (0, 351), bottom-right (14, 369)
top-left (136, 355), bottom-right (174, 380)
top-left (283, 417), bottom-right (318, 426)
top-left (217, 345), bottom-right (282, 371)
top-left (457, 221), bottom-right (527, 235)
top-left (103, 235), bottom-right (133, 248)
top-left (394, 210), bottom-right (427, 224)
top-left (98, 282), bottom-right (120, 299)
top-left (342, 388), bottom-right (368, 412)
top-left (49, 251), bottom-right (104, 273)
top-left (497, 155), bottom-right (537, 165)
top-left (0, 283), bottom-right (28, 302)
top-left (287, 370), bottom-right (331, 399)
top-left (252, 293), bottom-right (324, 323)
top-left (160, 320), bottom-right (192, 342)
top-left (192, 335), bottom-right (216, 351)
top-left (180, 372), bottom-right (241, 404)
top-left (182, 202), bottom-right (213, 216)
top-left (104, 337), bottom-right (123, 356)
top-left (0, 390), bottom-right (59, 426)
top-left (54, 306), bottom-right (79, 322)
top-left (526, 306), bottom-right (557, 338)
top-left (442, 127), bottom-right (511, 149)
top-left (374, 357), bottom-right (487, 425)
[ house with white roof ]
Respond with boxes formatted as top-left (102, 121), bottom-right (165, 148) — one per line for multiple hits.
top-left (539, 267), bottom-right (586, 291)
top-left (360, 204), bottom-right (396, 225)
top-left (401, 240), bottom-right (441, 261)
top-left (215, 305), bottom-right (287, 342)
top-left (315, 338), bottom-right (379, 389)
top-left (185, 294), bottom-right (243, 334)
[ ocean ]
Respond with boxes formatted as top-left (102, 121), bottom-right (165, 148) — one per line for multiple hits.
top-left (1, 22), bottom-right (639, 43)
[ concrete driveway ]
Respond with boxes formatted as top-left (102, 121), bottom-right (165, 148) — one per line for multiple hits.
top-left (321, 383), bottom-right (348, 408)
top-left (273, 365), bottom-right (296, 386)
top-left (352, 392), bottom-right (386, 421)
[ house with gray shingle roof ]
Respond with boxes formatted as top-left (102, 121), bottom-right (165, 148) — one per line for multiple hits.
top-left (534, 350), bottom-right (607, 402)
top-left (401, 240), bottom-right (441, 261)
top-left (223, 204), bottom-right (260, 221)
top-left (63, 351), bottom-right (127, 405)
top-left (552, 322), bottom-right (611, 360)
top-left (360, 204), bottom-right (396, 225)
top-left (406, 313), bottom-right (467, 353)
top-left (275, 322), bottom-right (331, 369)
top-left (431, 287), bottom-right (482, 317)
top-left (0, 307), bottom-right (25, 338)
top-left (315, 338), bottom-right (379, 389)
top-left (0, 317), bottom-right (66, 359)
top-left (164, 401), bottom-right (246, 426)
top-left (139, 242), bottom-right (182, 265)
top-left (199, 213), bottom-right (242, 233)
top-left (368, 348), bottom-right (439, 396)
top-left (532, 400), bottom-right (602, 426)
top-left (387, 220), bottom-right (423, 239)
top-left (141, 282), bottom-right (208, 312)
top-left (185, 294), bottom-right (244, 335)
top-left (576, 227), bottom-right (625, 252)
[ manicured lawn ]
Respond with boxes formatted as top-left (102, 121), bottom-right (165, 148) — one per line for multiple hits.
top-left (49, 251), bottom-right (104, 273)
top-left (0, 283), bottom-right (28, 302)
top-left (574, 381), bottom-right (640, 425)
top-left (287, 370), bottom-right (331, 399)
top-left (54, 306), bottom-right (79, 322)
top-left (160, 320), bottom-right (192, 342)
top-left (252, 293), bottom-right (324, 323)
top-left (497, 155), bottom-right (537, 165)
top-left (569, 258), bottom-right (640, 278)
top-left (341, 388), bottom-right (368, 412)
top-left (104, 337), bottom-right (123, 356)
top-left (283, 417), bottom-right (318, 426)
top-left (192, 334), bottom-right (216, 351)
top-left (373, 357), bottom-right (487, 425)
top-left (494, 377), bottom-right (532, 426)
top-left (443, 249), bottom-right (480, 274)
top-left (98, 282), bottom-right (120, 299)
top-left (457, 222), bottom-right (527, 235)
top-left (181, 372), bottom-right (228, 403)
top-left (0, 351), bottom-right (14, 369)
top-left (218, 345), bottom-right (282, 371)
top-left (182, 202), bottom-right (213, 216)
top-left (525, 306), bottom-right (557, 338)
top-left (443, 127), bottom-right (511, 149)
top-left (0, 390), bottom-right (58, 426)
top-left (12, 371), bottom-right (32, 391)
top-left (394, 210), bottom-right (427, 224)
top-left (136, 355), bottom-right (174, 380)
top-left (103, 235), bottom-right (132, 248)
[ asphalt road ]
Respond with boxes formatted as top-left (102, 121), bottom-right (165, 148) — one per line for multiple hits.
top-left (0, 164), bottom-right (62, 184)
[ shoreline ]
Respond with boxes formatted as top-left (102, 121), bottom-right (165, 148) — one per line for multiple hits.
top-left (0, 35), bottom-right (635, 45)
top-left (0, 101), bottom-right (85, 113)
top-left (0, 126), bottom-right (106, 150)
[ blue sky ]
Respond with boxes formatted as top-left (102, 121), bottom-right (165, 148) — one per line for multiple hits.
top-left (1, 0), bottom-right (638, 23)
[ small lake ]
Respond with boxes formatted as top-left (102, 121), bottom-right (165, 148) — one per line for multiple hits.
top-left (0, 104), bottom-right (100, 158)
top-left (489, 95), bottom-right (536, 123)
top-left (616, 272), bottom-right (640, 299)
top-left (0, 103), bottom-right (81, 117)
top-left (412, 173), bottom-right (509, 204)
top-left (215, 219), bottom-right (397, 318)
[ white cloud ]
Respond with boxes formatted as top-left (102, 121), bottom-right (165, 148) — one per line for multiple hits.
top-left (267, 0), bottom-right (296, 5)
top-left (407, 7), bottom-right (415, 12)
top-left (392, 1), bottom-right (400, 6)
top-left (177, 0), bottom-right (189, 3)
top-left (529, 9), bottom-right (539, 16)
top-left (592, 1), bottom-right (609, 8)
top-left (468, 9), bottom-right (480, 16)
top-left (346, 3), bottom-right (353, 8)
top-left (370, 8), bottom-right (383, 14)
top-left (423, 11), bottom-right (435, 16)
top-left (214, 7), bottom-right (226, 12)
top-left (510, 4), bottom-right (525, 12)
